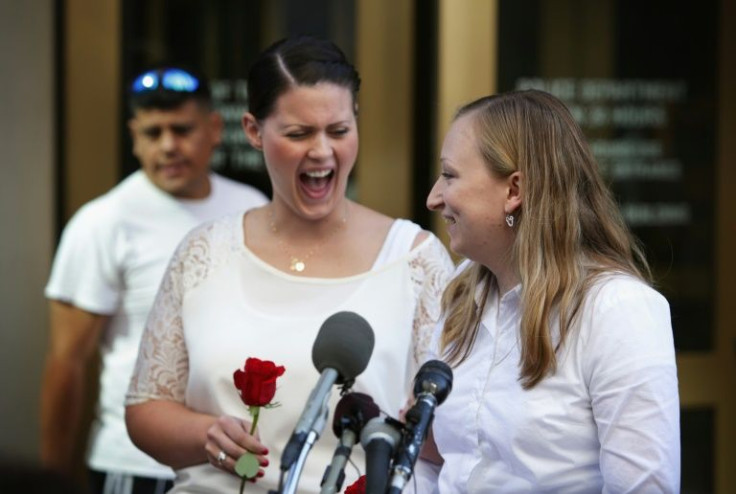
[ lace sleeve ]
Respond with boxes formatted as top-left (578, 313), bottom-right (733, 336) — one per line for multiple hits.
top-left (409, 234), bottom-right (454, 367)
top-left (126, 222), bottom-right (218, 405)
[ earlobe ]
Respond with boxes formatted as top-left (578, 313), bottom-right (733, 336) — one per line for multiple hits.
top-left (242, 112), bottom-right (263, 150)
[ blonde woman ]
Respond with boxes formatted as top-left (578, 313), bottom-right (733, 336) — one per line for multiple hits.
top-left (412, 90), bottom-right (680, 493)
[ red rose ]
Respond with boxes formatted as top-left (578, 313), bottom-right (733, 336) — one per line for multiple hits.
top-left (344, 475), bottom-right (366, 494)
top-left (233, 357), bottom-right (286, 407)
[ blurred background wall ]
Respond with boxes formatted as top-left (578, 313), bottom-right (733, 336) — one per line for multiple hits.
top-left (0, 0), bottom-right (55, 466)
top-left (0, 0), bottom-right (733, 492)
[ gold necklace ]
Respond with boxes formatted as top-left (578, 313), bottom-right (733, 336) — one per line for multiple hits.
top-left (268, 205), bottom-right (348, 273)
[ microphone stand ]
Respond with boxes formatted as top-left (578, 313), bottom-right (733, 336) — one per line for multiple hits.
top-left (281, 430), bottom-right (320, 494)
top-left (273, 406), bottom-right (328, 494)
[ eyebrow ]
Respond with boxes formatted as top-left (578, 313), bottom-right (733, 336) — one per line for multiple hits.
top-left (278, 120), bottom-right (353, 129)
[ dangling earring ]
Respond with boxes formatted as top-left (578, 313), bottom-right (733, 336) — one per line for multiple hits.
top-left (505, 213), bottom-right (514, 228)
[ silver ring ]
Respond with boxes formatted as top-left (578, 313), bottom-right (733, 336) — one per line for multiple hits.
top-left (217, 450), bottom-right (227, 465)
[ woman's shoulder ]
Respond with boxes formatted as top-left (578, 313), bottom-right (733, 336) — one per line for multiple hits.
top-left (404, 228), bottom-right (455, 278)
top-left (588, 272), bottom-right (668, 313)
top-left (174, 212), bottom-right (244, 260)
top-left (577, 272), bottom-right (676, 382)
top-left (187, 210), bottom-right (242, 237)
top-left (575, 272), bottom-right (672, 352)
top-left (353, 203), bottom-right (436, 246)
top-left (352, 202), bottom-right (395, 231)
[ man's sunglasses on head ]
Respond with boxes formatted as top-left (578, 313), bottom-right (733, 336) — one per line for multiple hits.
top-left (131, 68), bottom-right (200, 93)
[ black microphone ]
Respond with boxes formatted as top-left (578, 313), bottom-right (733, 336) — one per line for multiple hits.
top-left (320, 393), bottom-right (380, 494)
top-left (388, 360), bottom-right (453, 493)
top-left (360, 416), bottom-right (402, 494)
top-left (281, 312), bottom-right (375, 472)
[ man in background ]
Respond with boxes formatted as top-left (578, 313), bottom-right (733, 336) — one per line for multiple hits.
top-left (40, 66), bottom-right (267, 493)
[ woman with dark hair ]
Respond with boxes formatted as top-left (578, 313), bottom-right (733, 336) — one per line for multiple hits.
top-left (411, 89), bottom-right (680, 493)
top-left (124, 36), bottom-right (453, 493)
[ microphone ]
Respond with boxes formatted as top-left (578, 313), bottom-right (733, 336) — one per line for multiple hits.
top-left (320, 393), bottom-right (380, 494)
top-left (280, 311), bottom-right (375, 472)
top-left (388, 360), bottom-right (453, 493)
top-left (360, 417), bottom-right (402, 494)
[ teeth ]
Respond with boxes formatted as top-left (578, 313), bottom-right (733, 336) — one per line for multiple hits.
top-left (305, 169), bottom-right (331, 178)
top-left (443, 217), bottom-right (455, 224)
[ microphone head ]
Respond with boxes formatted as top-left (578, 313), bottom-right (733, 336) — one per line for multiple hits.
top-left (360, 417), bottom-right (402, 449)
top-left (312, 311), bottom-right (375, 384)
top-left (332, 392), bottom-right (380, 437)
top-left (413, 359), bottom-right (453, 405)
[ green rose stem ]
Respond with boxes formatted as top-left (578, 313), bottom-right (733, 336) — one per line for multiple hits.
top-left (250, 406), bottom-right (261, 434)
top-left (236, 406), bottom-right (262, 494)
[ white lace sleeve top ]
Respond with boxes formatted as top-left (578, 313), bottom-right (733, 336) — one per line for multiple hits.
top-left (127, 213), bottom-right (454, 493)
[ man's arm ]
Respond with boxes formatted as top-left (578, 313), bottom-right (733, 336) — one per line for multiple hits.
top-left (40, 300), bottom-right (108, 474)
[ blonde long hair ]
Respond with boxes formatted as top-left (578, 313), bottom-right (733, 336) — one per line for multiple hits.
top-left (440, 90), bottom-right (651, 388)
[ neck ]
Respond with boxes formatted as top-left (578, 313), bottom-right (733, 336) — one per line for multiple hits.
top-left (482, 254), bottom-right (519, 296)
top-left (268, 200), bottom-right (350, 238)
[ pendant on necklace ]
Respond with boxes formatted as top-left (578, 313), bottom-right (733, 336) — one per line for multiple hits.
top-left (290, 258), bottom-right (306, 272)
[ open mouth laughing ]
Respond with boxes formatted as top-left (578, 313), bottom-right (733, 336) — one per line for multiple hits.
top-left (300, 168), bottom-right (335, 199)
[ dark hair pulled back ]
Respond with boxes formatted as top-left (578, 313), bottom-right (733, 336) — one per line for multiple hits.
top-left (247, 35), bottom-right (361, 120)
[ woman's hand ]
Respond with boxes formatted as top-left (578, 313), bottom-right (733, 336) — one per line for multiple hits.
top-left (205, 415), bottom-right (269, 480)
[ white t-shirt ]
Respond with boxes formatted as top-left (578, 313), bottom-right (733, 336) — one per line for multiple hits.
top-left (126, 213), bottom-right (455, 493)
top-left (411, 261), bottom-right (680, 494)
top-left (45, 170), bottom-right (267, 478)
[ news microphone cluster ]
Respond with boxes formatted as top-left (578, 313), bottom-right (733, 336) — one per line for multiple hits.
top-left (272, 312), bottom-right (452, 494)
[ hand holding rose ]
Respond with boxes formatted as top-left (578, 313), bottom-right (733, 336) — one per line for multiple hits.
top-left (205, 414), bottom-right (269, 476)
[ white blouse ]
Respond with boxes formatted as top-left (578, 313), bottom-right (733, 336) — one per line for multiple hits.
top-left (412, 263), bottom-right (680, 493)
